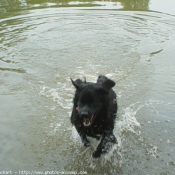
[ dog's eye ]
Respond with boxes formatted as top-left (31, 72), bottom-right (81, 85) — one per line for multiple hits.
top-left (80, 94), bottom-right (94, 104)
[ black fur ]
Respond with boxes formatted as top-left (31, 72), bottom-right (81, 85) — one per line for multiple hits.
top-left (70, 75), bottom-right (118, 158)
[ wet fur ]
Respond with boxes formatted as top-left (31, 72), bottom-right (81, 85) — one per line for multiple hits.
top-left (71, 75), bottom-right (118, 158)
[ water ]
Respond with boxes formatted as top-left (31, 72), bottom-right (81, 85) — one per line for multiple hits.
top-left (0, 0), bottom-right (175, 174)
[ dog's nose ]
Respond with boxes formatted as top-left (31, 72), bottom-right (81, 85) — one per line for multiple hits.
top-left (81, 111), bottom-right (88, 117)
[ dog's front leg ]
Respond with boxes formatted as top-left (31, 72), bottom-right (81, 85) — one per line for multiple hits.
top-left (80, 133), bottom-right (91, 147)
top-left (93, 131), bottom-right (117, 158)
top-left (71, 109), bottom-right (90, 147)
top-left (75, 125), bottom-right (90, 147)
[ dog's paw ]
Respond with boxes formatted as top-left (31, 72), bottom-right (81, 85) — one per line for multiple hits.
top-left (92, 150), bottom-right (102, 158)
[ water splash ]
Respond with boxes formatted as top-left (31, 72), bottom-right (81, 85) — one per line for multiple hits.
top-left (67, 102), bottom-right (144, 172)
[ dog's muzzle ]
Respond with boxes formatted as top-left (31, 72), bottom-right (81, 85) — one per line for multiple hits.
top-left (82, 113), bottom-right (96, 127)
top-left (76, 107), bottom-right (97, 127)
top-left (82, 114), bottom-right (96, 127)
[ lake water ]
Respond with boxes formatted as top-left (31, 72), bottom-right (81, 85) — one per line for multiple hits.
top-left (0, 0), bottom-right (175, 174)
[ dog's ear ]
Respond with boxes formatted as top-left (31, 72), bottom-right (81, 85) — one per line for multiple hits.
top-left (70, 78), bottom-right (82, 90)
top-left (97, 75), bottom-right (107, 83)
top-left (102, 79), bottom-right (115, 91)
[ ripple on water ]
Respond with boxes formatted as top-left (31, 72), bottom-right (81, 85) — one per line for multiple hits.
top-left (1, 8), bottom-right (175, 174)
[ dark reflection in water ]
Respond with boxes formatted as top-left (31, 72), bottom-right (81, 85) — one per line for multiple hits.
top-left (119, 0), bottom-right (149, 10)
top-left (0, 0), bottom-right (22, 13)
top-left (27, 0), bottom-right (71, 5)
top-left (0, 67), bottom-right (26, 73)
top-left (0, 0), bottom-right (150, 14)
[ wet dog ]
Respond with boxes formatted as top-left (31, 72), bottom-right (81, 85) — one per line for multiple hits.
top-left (70, 75), bottom-right (117, 158)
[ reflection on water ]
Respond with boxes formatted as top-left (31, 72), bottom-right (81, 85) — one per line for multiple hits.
top-left (0, 0), bottom-right (150, 14)
top-left (0, 67), bottom-right (26, 73)
top-left (119, 0), bottom-right (149, 10)
top-left (2, 0), bottom-right (175, 16)
top-left (0, 0), bottom-right (21, 14)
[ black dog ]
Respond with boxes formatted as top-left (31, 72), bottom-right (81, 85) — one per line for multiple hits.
top-left (70, 75), bottom-right (117, 158)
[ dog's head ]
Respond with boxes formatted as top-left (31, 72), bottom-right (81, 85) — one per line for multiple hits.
top-left (71, 76), bottom-right (115, 127)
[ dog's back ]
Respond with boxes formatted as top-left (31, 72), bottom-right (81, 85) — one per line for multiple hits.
top-left (97, 75), bottom-right (117, 124)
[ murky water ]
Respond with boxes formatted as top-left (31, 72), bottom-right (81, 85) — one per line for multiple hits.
top-left (0, 0), bottom-right (175, 174)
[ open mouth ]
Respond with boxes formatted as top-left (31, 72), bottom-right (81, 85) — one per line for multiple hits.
top-left (83, 114), bottom-right (96, 127)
